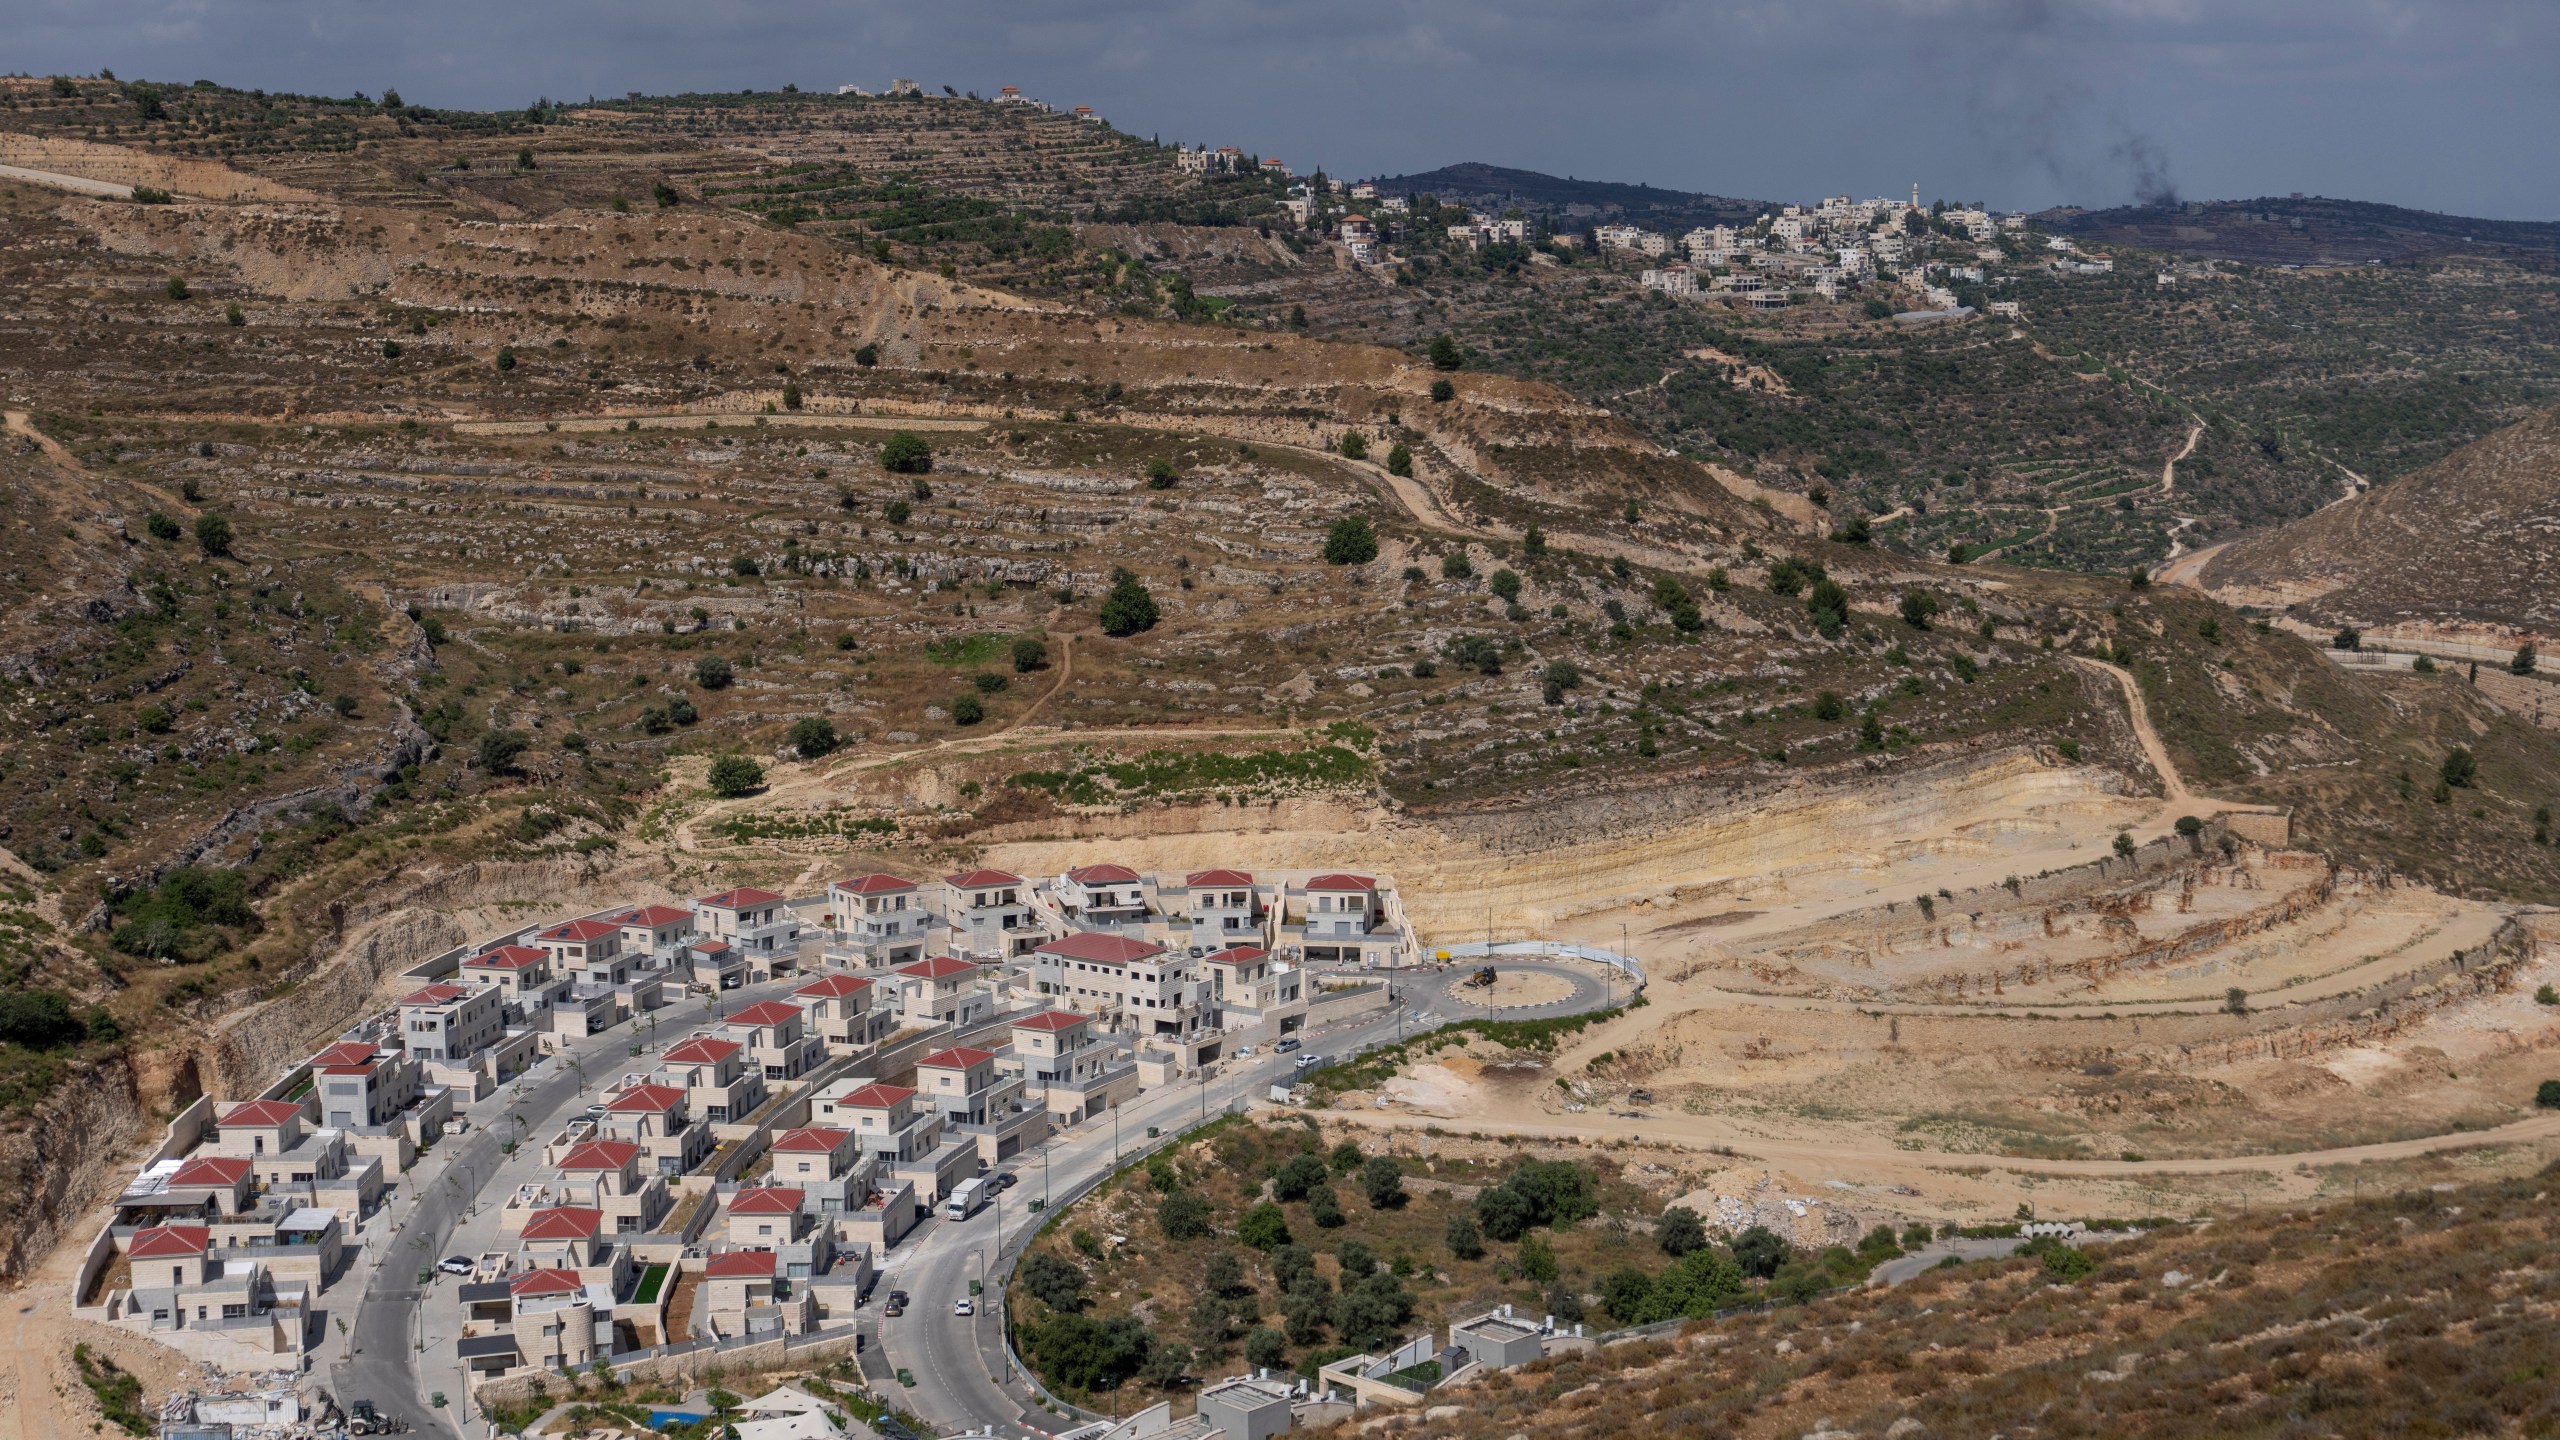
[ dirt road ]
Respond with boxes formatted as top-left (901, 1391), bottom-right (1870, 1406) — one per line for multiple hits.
top-left (1332, 1099), bottom-right (2560, 1182)
top-left (2158, 420), bottom-right (2203, 497)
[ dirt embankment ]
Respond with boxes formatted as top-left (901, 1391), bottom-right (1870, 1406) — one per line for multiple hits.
top-left (0, 133), bottom-right (318, 202)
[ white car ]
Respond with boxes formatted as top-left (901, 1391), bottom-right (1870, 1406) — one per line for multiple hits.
top-left (437, 1255), bottom-right (474, 1276)
top-left (952, 1297), bottom-right (975, 1317)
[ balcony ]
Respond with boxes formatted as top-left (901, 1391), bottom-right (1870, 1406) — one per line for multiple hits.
top-left (1028, 1057), bottom-right (1136, 1104)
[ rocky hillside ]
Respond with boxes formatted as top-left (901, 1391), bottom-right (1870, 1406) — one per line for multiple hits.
top-left (2195, 402), bottom-right (2560, 636)
top-left (1390, 1159), bottom-right (2560, 1440)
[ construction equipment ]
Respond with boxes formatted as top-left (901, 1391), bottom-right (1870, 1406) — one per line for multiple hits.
top-left (1464, 966), bottom-right (1498, 988)
top-left (349, 1400), bottom-right (409, 1434)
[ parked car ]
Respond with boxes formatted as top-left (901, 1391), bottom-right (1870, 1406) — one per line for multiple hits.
top-left (1234, 1045), bottom-right (1254, 1059)
top-left (437, 1255), bottom-right (473, 1276)
top-left (1295, 1053), bottom-right (1324, 1070)
top-left (889, 1289), bottom-right (909, 1307)
top-left (990, 1172), bottom-right (1017, 1192)
top-left (1275, 1038), bottom-right (1301, 1053)
top-left (953, 1297), bottom-right (975, 1317)
top-left (882, 1299), bottom-right (904, 1318)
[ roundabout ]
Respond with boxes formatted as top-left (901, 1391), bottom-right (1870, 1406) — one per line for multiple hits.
top-left (1414, 953), bottom-right (1624, 1023)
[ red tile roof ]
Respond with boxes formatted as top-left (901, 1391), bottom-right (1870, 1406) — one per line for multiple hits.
top-left (1066, 863), bottom-right (1141, 885)
top-left (540, 918), bottom-right (620, 943)
top-left (698, 887), bottom-right (786, 910)
top-left (469, 945), bottom-right (550, 971)
top-left (794, 974), bottom-right (875, 999)
top-left (1186, 869), bottom-right (1255, 887)
top-left (945, 868), bottom-right (1024, 889)
top-left (835, 1083), bottom-right (914, 1110)
top-left (520, 1206), bottom-right (605, 1241)
top-left (725, 1001), bottom-right (804, 1027)
top-left (555, 1140), bottom-right (641, 1171)
top-left (1035, 932), bottom-right (1164, 966)
top-left (130, 1224), bottom-right (211, 1259)
top-left (219, 1100), bottom-right (306, 1128)
top-left (169, 1156), bottom-right (253, 1187)
top-left (1011, 1010), bottom-right (1088, 1032)
top-left (688, 940), bottom-right (733, 957)
top-left (400, 983), bottom-right (469, 1005)
top-left (662, 1037), bottom-right (742, 1064)
top-left (919, 1046), bottom-right (995, 1070)
top-left (770, 1126), bottom-right (851, 1153)
top-left (606, 1084), bottom-right (687, 1112)
top-left (308, 1041), bottom-right (384, 1067)
top-left (618, 904), bottom-right (693, 926)
top-left (727, 1187), bottom-right (802, 1216)
top-left (1205, 945), bottom-right (1272, 965)
top-left (1305, 873), bottom-right (1377, 891)
top-left (706, 1251), bottom-right (776, 1278)
top-left (896, 956), bottom-right (979, 980)
top-left (509, 1267), bottom-right (585, 1297)
top-left (833, 873), bottom-right (917, 894)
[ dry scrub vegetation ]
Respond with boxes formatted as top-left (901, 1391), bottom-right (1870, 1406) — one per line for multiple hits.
top-left (1401, 1160), bottom-right (2560, 1440)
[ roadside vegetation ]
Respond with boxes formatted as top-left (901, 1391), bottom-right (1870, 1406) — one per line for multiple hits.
top-left (1007, 1116), bottom-right (1933, 1416)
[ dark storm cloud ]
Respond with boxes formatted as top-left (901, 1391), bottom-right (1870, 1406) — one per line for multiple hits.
top-left (14, 0), bottom-right (2557, 216)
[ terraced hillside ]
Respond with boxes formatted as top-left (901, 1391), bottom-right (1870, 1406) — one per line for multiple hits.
top-left (2, 85), bottom-right (2558, 1318)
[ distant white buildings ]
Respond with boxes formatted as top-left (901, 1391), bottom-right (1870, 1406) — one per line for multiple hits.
top-left (1640, 263), bottom-right (1697, 297)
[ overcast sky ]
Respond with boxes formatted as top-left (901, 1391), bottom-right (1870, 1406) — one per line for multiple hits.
top-left (19, 0), bottom-right (2558, 218)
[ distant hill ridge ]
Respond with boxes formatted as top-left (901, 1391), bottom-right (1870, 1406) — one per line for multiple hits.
top-left (1369, 162), bottom-right (1769, 228)
top-left (2040, 195), bottom-right (2560, 265)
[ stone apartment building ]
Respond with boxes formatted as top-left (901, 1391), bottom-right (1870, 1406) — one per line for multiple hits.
top-left (1030, 932), bottom-right (1213, 1044)
top-left (550, 1140), bottom-right (671, 1234)
top-left (916, 1045), bottom-right (1045, 1164)
top-left (944, 868), bottom-right (1037, 960)
top-left (1056, 863), bottom-right (1148, 928)
top-left (1005, 1009), bottom-right (1136, 1125)
top-left (792, 973), bottom-right (895, 1055)
top-left (397, 982), bottom-right (504, 1064)
top-left (695, 886), bottom-right (802, 971)
top-left (822, 873), bottom-right (937, 968)
top-left (888, 955), bottom-right (993, 1028)
top-left (765, 1124), bottom-right (872, 1214)
top-left (722, 1000), bottom-right (826, 1082)
top-left (598, 1083), bottom-right (711, 1178)
top-left (1176, 868), bottom-right (1268, 948)
top-left (654, 1035), bottom-right (767, 1124)
top-left (462, 944), bottom-right (569, 1014)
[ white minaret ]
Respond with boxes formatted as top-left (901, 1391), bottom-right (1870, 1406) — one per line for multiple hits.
top-left (1911, 182), bottom-right (1920, 210)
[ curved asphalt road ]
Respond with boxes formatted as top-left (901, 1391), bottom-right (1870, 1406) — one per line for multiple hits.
top-left (887, 965), bottom-right (1630, 1439)
top-left (1414, 959), bottom-right (1617, 1023)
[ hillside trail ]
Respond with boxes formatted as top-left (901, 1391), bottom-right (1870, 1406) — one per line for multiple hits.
top-left (2068, 654), bottom-right (2284, 825)
top-left (2158, 420), bottom-right (2204, 497)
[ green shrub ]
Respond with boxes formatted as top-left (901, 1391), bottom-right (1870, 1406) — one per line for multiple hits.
top-left (788, 716), bottom-right (839, 758)
top-left (707, 754), bottom-right (765, 796)
top-left (193, 513), bottom-right (233, 556)
top-left (951, 693), bottom-right (986, 726)
top-left (1098, 571), bottom-right (1159, 636)
top-left (1323, 515), bottom-right (1378, 565)
top-left (880, 431), bottom-right (933, 473)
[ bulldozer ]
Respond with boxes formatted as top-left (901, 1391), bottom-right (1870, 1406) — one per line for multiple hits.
top-left (1463, 965), bottom-right (1498, 988)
